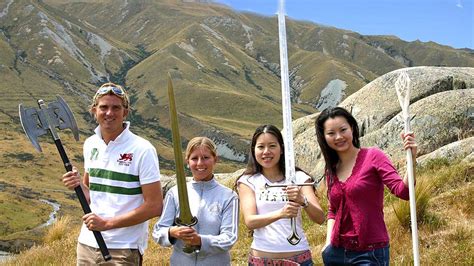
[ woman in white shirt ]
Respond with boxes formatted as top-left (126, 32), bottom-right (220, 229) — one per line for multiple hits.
top-left (236, 124), bottom-right (325, 266)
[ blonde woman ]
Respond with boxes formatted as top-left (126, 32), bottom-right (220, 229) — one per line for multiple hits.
top-left (153, 137), bottom-right (239, 265)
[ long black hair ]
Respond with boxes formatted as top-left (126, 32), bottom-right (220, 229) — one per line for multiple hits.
top-left (315, 107), bottom-right (361, 181)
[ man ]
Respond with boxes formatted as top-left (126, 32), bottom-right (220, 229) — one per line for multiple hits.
top-left (62, 82), bottom-right (163, 265)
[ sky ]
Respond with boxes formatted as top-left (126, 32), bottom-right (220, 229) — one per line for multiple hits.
top-left (214, 0), bottom-right (473, 49)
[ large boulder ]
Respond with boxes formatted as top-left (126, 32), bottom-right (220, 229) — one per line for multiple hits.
top-left (361, 88), bottom-right (474, 165)
top-left (293, 67), bottom-right (474, 177)
top-left (340, 67), bottom-right (474, 136)
top-left (417, 137), bottom-right (474, 166)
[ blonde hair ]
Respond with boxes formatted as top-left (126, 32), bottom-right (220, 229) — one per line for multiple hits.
top-left (185, 137), bottom-right (218, 160)
top-left (89, 82), bottom-right (130, 112)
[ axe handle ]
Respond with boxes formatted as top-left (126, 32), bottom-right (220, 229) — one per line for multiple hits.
top-left (54, 139), bottom-right (112, 261)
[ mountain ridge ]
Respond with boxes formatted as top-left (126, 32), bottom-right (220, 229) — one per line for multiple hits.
top-left (1, 0), bottom-right (473, 170)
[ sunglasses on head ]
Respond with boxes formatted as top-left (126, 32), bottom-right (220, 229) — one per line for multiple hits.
top-left (95, 85), bottom-right (125, 96)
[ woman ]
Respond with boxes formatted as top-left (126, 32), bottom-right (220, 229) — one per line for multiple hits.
top-left (315, 107), bottom-right (417, 265)
top-left (153, 137), bottom-right (239, 266)
top-left (237, 124), bottom-right (325, 266)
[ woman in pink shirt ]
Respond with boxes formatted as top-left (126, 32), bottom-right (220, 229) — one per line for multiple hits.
top-left (315, 107), bottom-right (417, 265)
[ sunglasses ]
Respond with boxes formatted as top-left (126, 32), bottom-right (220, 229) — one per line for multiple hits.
top-left (95, 86), bottom-right (125, 96)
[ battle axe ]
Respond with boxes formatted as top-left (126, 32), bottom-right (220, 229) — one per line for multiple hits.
top-left (19, 96), bottom-right (111, 261)
top-left (167, 75), bottom-right (199, 253)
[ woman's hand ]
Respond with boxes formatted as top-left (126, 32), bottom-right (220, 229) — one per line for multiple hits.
top-left (170, 226), bottom-right (201, 246)
top-left (280, 201), bottom-right (300, 218)
top-left (401, 132), bottom-right (417, 161)
top-left (284, 185), bottom-right (305, 206)
top-left (401, 132), bottom-right (418, 185)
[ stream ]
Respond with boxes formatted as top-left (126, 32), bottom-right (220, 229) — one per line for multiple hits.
top-left (38, 199), bottom-right (61, 228)
top-left (0, 199), bottom-right (61, 261)
top-left (0, 251), bottom-right (12, 263)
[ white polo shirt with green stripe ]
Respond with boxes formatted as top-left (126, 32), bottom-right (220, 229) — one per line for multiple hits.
top-left (78, 122), bottom-right (160, 254)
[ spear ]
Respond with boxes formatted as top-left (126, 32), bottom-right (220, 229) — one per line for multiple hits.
top-left (395, 71), bottom-right (420, 266)
top-left (167, 74), bottom-right (199, 253)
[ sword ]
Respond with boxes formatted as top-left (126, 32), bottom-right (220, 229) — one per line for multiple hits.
top-left (167, 74), bottom-right (199, 253)
top-left (275, 0), bottom-right (300, 245)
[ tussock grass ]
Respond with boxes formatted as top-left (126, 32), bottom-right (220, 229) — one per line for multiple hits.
top-left (4, 216), bottom-right (78, 266)
top-left (5, 160), bottom-right (473, 265)
top-left (392, 177), bottom-right (435, 229)
top-left (43, 216), bottom-right (73, 244)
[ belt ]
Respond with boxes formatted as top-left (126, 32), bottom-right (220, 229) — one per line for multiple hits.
top-left (248, 250), bottom-right (312, 266)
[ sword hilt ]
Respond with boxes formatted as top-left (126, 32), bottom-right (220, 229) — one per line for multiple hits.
top-left (175, 217), bottom-right (200, 253)
top-left (287, 217), bottom-right (301, 245)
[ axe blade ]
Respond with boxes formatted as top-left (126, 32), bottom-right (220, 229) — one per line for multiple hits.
top-left (48, 96), bottom-right (80, 141)
top-left (18, 96), bottom-right (80, 152)
top-left (19, 103), bottom-right (47, 152)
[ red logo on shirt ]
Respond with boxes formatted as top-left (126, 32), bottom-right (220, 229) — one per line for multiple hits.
top-left (118, 153), bottom-right (133, 166)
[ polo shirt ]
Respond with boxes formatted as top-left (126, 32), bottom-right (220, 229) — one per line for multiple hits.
top-left (78, 122), bottom-right (160, 254)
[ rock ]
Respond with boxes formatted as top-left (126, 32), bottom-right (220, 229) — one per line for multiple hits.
top-left (361, 88), bottom-right (474, 165)
top-left (293, 67), bottom-right (474, 177)
top-left (417, 137), bottom-right (474, 166)
top-left (340, 67), bottom-right (474, 136)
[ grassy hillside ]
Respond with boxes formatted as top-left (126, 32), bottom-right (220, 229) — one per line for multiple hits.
top-left (4, 159), bottom-right (473, 265)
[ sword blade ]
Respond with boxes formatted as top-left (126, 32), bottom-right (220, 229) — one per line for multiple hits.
top-left (278, 0), bottom-right (301, 246)
top-left (167, 75), bottom-right (196, 226)
top-left (278, 0), bottom-right (296, 183)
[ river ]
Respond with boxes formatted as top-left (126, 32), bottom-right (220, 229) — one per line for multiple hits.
top-left (0, 250), bottom-right (13, 263)
top-left (38, 199), bottom-right (61, 228)
top-left (0, 199), bottom-right (61, 261)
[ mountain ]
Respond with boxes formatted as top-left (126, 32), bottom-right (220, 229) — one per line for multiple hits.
top-left (1, 0), bottom-right (473, 171)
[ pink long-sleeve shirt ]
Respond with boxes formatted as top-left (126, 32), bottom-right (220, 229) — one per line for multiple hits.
top-left (327, 147), bottom-right (409, 250)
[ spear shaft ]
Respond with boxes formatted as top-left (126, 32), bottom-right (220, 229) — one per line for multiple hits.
top-left (395, 71), bottom-right (420, 265)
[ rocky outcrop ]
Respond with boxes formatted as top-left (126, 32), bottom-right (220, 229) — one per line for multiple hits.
top-left (0, 239), bottom-right (35, 253)
top-left (418, 137), bottom-right (474, 166)
top-left (361, 88), bottom-right (473, 165)
top-left (293, 67), bottom-right (474, 177)
top-left (340, 67), bottom-right (474, 136)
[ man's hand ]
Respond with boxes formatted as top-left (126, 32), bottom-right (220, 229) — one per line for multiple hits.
top-left (62, 166), bottom-right (81, 190)
top-left (83, 213), bottom-right (110, 231)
